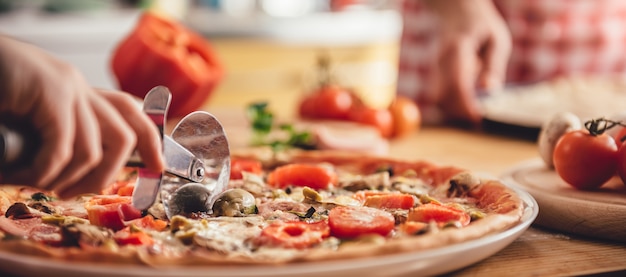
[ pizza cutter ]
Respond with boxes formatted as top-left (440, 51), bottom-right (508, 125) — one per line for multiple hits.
top-left (130, 86), bottom-right (231, 218)
top-left (0, 86), bottom-right (231, 218)
top-left (159, 111), bottom-right (231, 219)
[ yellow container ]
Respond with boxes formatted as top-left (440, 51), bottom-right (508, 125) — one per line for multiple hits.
top-left (204, 38), bottom-right (400, 119)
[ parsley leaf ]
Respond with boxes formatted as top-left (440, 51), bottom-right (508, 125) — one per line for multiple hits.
top-left (246, 102), bottom-right (315, 151)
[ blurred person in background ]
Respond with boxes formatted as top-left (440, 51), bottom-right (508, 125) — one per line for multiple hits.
top-left (0, 35), bottom-right (164, 198)
top-left (398, 0), bottom-right (626, 125)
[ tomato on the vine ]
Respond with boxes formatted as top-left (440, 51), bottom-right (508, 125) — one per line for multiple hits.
top-left (611, 126), bottom-right (626, 184)
top-left (298, 85), bottom-right (354, 120)
top-left (553, 128), bottom-right (618, 190)
top-left (612, 127), bottom-right (626, 144)
top-left (347, 106), bottom-right (394, 138)
top-left (616, 143), bottom-right (626, 186)
top-left (388, 96), bottom-right (421, 137)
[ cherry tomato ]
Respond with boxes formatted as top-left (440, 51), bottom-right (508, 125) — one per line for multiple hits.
top-left (328, 206), bottom-right (395, 239)
top-left (230, 158), bottom-right (263, 180)
top-left (347, 106), bottom-right (394, 138)
top-left (267, 163), bottom-right (337, 190)
top-left (257, 221), bottom-right (330, 249)
top-left (612, 127), bottom-right (626, 144)
top-left (298, 95), bottom-right (318, 118)
top-left (616, 142), bottom-right (626, 186)
top-left (388, 96), bottom-right (421, 137)
top-left (553, 130), bottom-right (618, 189)
top-left (298, 85), bottom-right (354, 120)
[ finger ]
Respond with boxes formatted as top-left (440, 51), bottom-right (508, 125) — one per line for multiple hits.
top-left (98, 89), bottom-right (165, 172)
top-left (58, 96), bottom-right (135, 199)
top-left (5, 92), bottom-right (75, 188)
top-left (437, 37), bottom-right (482, 123)
top-left (47, 92), bottom-right (103, 194)
top-left (477, 33), bottom-right (511, 90)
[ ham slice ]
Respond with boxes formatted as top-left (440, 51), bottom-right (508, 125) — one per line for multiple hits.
top-left (307, 121), bottom-right (389, 155)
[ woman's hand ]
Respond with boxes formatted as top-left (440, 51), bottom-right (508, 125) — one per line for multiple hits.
top-left (0, 36), bottom-right (165, 198)
top-left (425, 0), bottom-right (512, 124)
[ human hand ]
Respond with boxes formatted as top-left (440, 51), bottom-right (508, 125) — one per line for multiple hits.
top-left (0, 36), bottom-right (165, 198)
top-left (425, 0), bottom-right (512, 124)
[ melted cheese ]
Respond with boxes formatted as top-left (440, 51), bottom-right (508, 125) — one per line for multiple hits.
top-left (191, 216), bottom-right (265, 255)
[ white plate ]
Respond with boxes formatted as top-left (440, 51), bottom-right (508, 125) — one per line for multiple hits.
top-left (501, 158), bottom-right (626, 242)
top-left (0, 188), bottom-right (538, 277)
top-left (480, 76), bottom-right (626, 128)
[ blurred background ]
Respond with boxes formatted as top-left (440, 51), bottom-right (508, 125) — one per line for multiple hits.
top-left (0, 0), bottom-right (402, 118)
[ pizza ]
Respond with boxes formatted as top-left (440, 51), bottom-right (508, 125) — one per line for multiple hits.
top-left (0, 148), bottom-right (525, 267)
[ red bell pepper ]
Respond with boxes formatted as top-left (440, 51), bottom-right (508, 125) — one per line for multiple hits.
top-left (111, 11), bottom-right (224, 118)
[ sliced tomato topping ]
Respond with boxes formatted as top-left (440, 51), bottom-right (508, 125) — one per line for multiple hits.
top-left (115, 185), bottom-right (135, 197)
top-left (114, 228), bottom-right (154, 246)
top-left (267, 163), bottom-right (337, 190)
top-left (258, 220), bottom-right (330, 249)
top-left (230, 158), bottom-right (263, 180)
top-left (328, 206), bottom-right (395, 239)
top-left (130, 215), bottom-right (168, 232)
top-left (399, 221), bottom-right (429, 235)
top-left (353, 191), bottom-right (415, 210)
top-left (407, 203), bottom-right (470, 227)
top-left (101, 180), bottom-right (135, 196)
top-left (85, 196), bottom-right (143, 231)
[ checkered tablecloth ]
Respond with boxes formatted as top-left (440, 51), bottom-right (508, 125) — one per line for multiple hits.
top-left (397, 0), bottom-right (626, 120)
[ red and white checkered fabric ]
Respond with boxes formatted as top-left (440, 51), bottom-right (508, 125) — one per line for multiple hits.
top-left (397, 0), bottom-right (626, 105)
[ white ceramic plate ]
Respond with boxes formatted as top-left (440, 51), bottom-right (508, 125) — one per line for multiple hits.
top-left (480, 76), bottom-right (626, 128)
top-left (501, 158), bottom-right (626, 242)
top-left (0, 188), bottom-right (538, 277)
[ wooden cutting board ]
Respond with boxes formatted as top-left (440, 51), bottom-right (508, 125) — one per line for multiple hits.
top-left (501, 159), bottom-right (626, 242)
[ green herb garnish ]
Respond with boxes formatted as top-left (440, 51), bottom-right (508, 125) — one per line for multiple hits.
top-left (246, 102), bottom-right (315, 151)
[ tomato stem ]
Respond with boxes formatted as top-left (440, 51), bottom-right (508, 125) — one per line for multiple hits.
top-left (584, 118), bottom-right (624, 136)
top-left (316, 52), bottom-right (333, 87)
